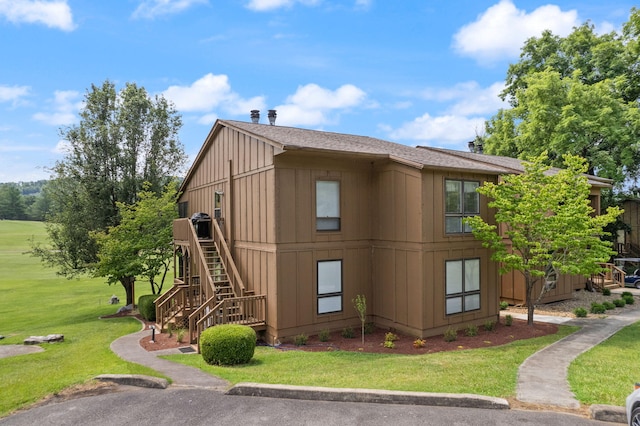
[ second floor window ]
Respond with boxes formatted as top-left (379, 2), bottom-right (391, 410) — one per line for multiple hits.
top-left (316, 180), bottom-right (340, 231)
top-left (445, 179), bottom-right (479, 233)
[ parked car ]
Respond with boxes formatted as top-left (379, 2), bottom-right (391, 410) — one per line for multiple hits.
top-left (625, 270), bottom-right (640, 289)
top-left (626, 383), bottom-right (640, 426)
top-left (615, 258), bottom-right (640, 289)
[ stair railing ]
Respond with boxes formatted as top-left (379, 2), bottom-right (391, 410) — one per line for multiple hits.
top-left (211, 219), bottom-right (246, 297)
top-left (193, 295), bottom-right (267, 348)
top-left (155, 284), bottom-right (187, 329)
top-left (596, 263), bottom-right (625, 287)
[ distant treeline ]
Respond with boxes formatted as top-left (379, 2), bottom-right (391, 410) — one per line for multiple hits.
top-left (0, 180), bottom-right (50, 221)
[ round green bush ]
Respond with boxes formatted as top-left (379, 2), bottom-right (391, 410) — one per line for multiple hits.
top-left (590, 302), bottom-right (605, 314)
top-left (573, 307), bottom-right (588, 318)
top-left (613, 298), bottom-right (626, 308)
top-left (138, 294), bottom-right (157, 322)
top-left (200, 324), bottom-right (256, 365)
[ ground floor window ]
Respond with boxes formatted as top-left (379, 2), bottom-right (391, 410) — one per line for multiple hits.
top-left (445, 258), bottom-right (480, 315)
top-left (318, 260), bottom-right (342, 314)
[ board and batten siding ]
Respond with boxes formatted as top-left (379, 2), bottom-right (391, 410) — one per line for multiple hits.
top-left (371, 165), bottom-right (500, 338)
top-left (179, 126), bottom-right (279, 302)
top-left (270, 153), bottom-right (373, 340)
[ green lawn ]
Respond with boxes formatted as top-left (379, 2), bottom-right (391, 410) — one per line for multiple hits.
top-left (0, 220), bottom-right (163, 418)
top-left (569, 321), bottom-right (640, 406)
top-left (2, 220), bottom-right (639, 417)
top-left (163, 327), bottom-right (577, 398)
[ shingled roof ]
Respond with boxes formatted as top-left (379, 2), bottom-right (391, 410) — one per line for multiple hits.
top-left (223, 120), bottom-right (512, 173)
top-left (184, 119), bottom-right (612, 188)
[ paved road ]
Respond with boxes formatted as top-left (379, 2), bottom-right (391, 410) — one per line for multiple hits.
top-left (0, 387), bottom-right (613, 426)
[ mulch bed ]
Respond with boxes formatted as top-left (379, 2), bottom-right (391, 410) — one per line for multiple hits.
top-left (124, 315), bottom-right (558, 355)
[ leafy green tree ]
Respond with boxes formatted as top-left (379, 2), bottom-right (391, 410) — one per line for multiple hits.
top-left (465, 153), bottom-right (621, 325)
top-left (485, 8), bottom-right (640, 189)
top-left (0, 184), bottom-right (26, 220)
top-left (26, 185), bottom-right (53, 221)
top-left (93, 182), bottom-right (178, 299)
top-left (30, 80), bottom-right (185, 305)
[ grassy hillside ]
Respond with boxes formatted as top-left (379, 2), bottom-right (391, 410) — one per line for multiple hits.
top-left (0, 220), bottom-right (163, 417)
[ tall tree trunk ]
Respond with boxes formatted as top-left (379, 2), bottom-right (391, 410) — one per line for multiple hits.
top-left (119, 276), bottom-right (135, 306)
top-left (525, 274), bottom-right (535, 326)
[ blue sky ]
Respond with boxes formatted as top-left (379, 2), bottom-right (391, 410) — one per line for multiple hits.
top-left (0, 0), bottom-right (636, 182)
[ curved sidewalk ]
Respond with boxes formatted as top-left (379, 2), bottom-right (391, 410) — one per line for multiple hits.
top-left (110, 328), bottom-right (229, 391)
top-left (516, 307), bottom-right (640, 409)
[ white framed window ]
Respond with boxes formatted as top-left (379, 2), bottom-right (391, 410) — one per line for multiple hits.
top-left (445, 179), bottom-right (479, 233)
top-left (317, 260), bottom-right (342, 314)
top-left (316, 180), bottom-right (340, 231)
top-left (445, 258), bottom-right (480, 315)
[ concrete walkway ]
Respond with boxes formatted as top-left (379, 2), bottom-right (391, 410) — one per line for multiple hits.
top-left (110, 328), bottom-right (228, 391)
top-left (515, 291), bottom-right (640, 409)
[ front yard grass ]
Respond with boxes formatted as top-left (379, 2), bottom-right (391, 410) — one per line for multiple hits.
top-left (164, 325), bottom-right (577, 398)
top-left (569, 320), bottom-right (640, 406)
top-left (0, 220), bottom-right (164, 418)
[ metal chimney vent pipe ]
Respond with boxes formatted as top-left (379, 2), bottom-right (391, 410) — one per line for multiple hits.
top-left (268, 109), bottom-right (277, 126)
top-left (250, 110), bottom-right (260, 123)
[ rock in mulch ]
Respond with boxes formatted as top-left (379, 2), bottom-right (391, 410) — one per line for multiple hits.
top-left (24, 334), bottom-right (64, 345)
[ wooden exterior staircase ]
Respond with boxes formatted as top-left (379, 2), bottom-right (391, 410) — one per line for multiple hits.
top-left (155, 217), bottom-right (266, 349)
top-left (589, 263), bottom-right (625, 290)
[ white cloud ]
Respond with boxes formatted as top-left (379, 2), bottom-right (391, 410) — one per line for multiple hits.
top-left (0, 143), bottom-right (45, 152)
top-left (389, 113), bottom-right (487, 145)
top-left (420, 81), bottom-right (507, 116)
top-left (355, 0), bottom-right (372, 10)
top-left (163, 73), bottom-right (267, 118)
top-left (197, 113), bottom-right (218, 126)
top-left (245, 0), bottom-right (320, 12)
top-left (0, 84), bottom-right (30, 105)
top-left (132, 0), bottom-right (207, 19)
top-left (53, 139), bottom-right (70, 154)
top-left (0, 0), bottom-right (75, 31)
top-left (32, 90), bottom-right (80, 126)
top-left (453, 0), bottom-right (578, 63)
top-left (274, 83), bottom-right (367, 126)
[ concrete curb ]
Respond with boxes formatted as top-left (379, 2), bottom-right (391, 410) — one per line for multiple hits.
top-left (590, 404), bottom-right (627, 424)
top-left (94, 374), bottom-right (169, 389)
top-left (226, 382), bottom-right (510, 410)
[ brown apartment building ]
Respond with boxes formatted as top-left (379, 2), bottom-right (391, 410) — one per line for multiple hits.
top-left (156, 118), bottom-right (610, 346)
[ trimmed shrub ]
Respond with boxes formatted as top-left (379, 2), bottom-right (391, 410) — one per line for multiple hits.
top-left (413, 338), bottom-right (426, 348)
top-left (602, 288), bottom-right (611, 296)
top-left (505, 314), bottom-right (513, 326)
top-left (138, 294), bottom-right (157, 322)
top-left (574, 307), bottom-right (588, 318)
top-left (590, 302), bottom-right (606, 314)
top-left (465, 324), bottom-right (478, 336)
top-left (341, 327), bottom-right (355, 339)
top-left (622, 291), bottom-right (633, 298)
top-left (484, 319), bottom-right (496, 332)
top-left (176, 328), bottom-right (186, 343)
top-left (384, 332), bottom-right (398, 342)
top-left (603, 301), bottom-right (616, 310)
top-left (499, 301), bottom-right (509, 310)
top-left (613, 298), bottom-right (626, 308)
top-left (318, 329), bottom-right (330, 342)
top-left (294, 334), bottom-right (308, 346)
top-left (443, 327), bottom-right (457, 342)
top-left (200, 324), bottom-right (256, 366)
top-left (364, 322), bottom-right (376, 334)
top-left (623, 295), bottom-right (635, 305)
